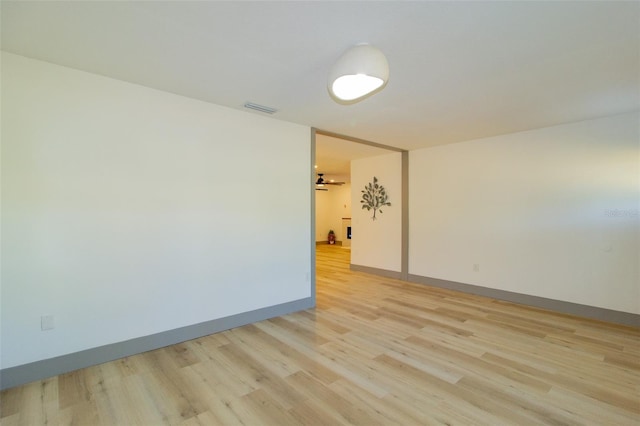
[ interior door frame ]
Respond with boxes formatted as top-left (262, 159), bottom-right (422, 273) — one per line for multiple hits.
top-left (311, 128), bottom-right (409, 295)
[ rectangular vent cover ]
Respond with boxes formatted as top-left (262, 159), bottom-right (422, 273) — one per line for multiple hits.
top-left (243, 102), bottom-right (278, 114)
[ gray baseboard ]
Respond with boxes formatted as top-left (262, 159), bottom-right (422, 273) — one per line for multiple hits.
top-left (0, 297), bottom-right (314, 391)
top-left (350, 264), bottom-right (402, 279)
top-left (408, 274), bottom-right (639, 328)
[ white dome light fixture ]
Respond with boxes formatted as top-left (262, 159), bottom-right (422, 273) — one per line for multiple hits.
top-left (328, 44), bottom-right (389, 104)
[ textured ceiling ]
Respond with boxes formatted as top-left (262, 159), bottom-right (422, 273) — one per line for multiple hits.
top-left (2, 1), bottom-right (638, 155)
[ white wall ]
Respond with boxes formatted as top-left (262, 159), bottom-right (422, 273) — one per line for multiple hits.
top-left (1, 52), bottom-right (312, 369)
top-left (409, 112), bottom-right (639, 314)
top-left (351, 153), bottom-right (402, 272)
top-left (315, 183), bottom-right (351, 242)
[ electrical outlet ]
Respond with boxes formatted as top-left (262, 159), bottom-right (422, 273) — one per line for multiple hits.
top-left (473, 264), bottom-right (480, 272)
top-left (41, 315), bottom-right (55, 331)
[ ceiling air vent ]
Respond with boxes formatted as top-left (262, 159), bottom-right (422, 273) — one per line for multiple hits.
top-left (243, 102), bottom-right (278, 114)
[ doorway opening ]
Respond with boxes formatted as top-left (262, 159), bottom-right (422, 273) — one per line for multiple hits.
top-left (313, 130), bottom-right (403, 301)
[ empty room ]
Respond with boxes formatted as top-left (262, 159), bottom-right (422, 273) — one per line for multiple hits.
top-left (1, 1), bottom-right (638, 425)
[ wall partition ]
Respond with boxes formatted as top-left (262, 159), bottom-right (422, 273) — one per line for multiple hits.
top-left (1, 52), bottom-right (313, 389)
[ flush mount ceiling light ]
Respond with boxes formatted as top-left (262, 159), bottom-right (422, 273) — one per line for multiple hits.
top-left (328, 44), bottom-right (389, 104)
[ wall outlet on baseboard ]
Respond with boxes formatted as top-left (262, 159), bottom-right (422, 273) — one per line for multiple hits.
top-left (473, 264), bottom-right (480, 272)
top-left (41, 315), bottom-right (55, 331)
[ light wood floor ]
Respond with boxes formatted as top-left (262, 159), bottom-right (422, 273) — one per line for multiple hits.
top-left (2, 245), bottom-right (639, 425)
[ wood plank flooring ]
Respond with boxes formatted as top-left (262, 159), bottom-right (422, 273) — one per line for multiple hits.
top-left (2, 244), bottom-right (639, 425)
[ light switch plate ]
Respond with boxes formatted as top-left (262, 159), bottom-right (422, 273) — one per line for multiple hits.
top-left (41, 315), bottom-right (55, 331)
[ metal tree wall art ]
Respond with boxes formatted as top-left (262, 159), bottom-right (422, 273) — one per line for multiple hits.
top-left (360, 176), bottom-right (391, 220)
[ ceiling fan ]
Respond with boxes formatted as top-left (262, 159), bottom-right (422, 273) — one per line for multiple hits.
top-left (315, 173), bottom-right (345, 186)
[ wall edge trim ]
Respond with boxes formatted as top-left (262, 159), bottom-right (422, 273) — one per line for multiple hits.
top-left (315, 129), bottom-right (406, 153)
top-left (408, 274), bottom-right (639, 327)
top-left (310, 128), bottom-right (317, 307)
top-left (0, 297), bottom-right (314, 391)
top-left (400, 151), bottom-right (409, 281)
